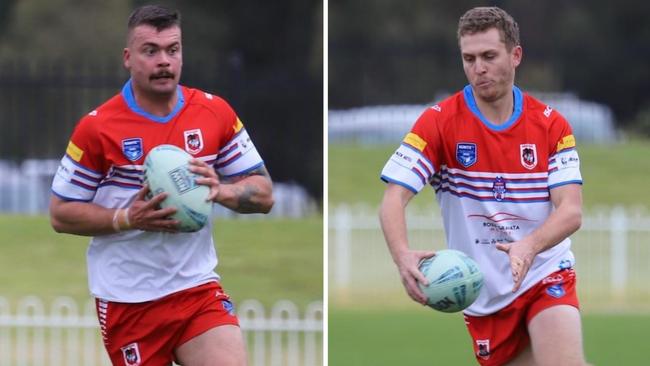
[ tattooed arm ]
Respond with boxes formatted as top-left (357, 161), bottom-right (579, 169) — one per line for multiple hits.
top-left (189, 159), bottom-right (274, 214)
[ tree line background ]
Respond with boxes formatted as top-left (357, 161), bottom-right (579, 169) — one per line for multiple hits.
top-left (330, 0), bottom-right (650, 134)
top-left (0, 0), bottom-right (323, 200)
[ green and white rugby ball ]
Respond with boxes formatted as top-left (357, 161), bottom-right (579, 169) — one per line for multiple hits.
top-left (418, 249), bottom-right (484, 313)
top-left (144, 144), bottom-right (211, 232)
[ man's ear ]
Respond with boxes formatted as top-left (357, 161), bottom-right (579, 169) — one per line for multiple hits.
top-left (123, 48), bottom-right (131, 70)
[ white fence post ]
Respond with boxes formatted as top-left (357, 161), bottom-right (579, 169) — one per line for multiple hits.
top-left (0, 297), bottom-right (11, 366)
top-left (610, 206), bottom-right (628, 297)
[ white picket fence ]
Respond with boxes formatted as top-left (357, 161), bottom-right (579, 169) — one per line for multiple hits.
top-left (0, 297), bottom-right (322, 366)
top-left (330, 205), bottom-right (650, 311)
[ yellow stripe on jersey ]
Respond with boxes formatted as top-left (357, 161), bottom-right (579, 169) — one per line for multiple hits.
top-left (403, 132), bottom-right (427, 151)
top-left (66, 141), bottom-right (84, 162)
top-left (233, 117), bottom-right (244, 133)
top-left (556, 134), bottom-right (576, 152)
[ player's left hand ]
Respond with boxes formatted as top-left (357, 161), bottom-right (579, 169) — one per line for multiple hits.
top-left (188, 158), bottom-right (220, 202)
top-left (496, 241), bottom-right (537, 293)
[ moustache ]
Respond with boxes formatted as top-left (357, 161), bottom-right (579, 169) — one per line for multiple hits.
top-left (150, 71), bottom-right (175, 80)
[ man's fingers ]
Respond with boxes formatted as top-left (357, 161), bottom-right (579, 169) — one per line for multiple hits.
top-left (135, 184), bottom-right (150, 201)
top-left (495, 243), bottom-right (509, 253)
top-left (143, 192), bottom-right (168, 210)
top-left (412, 267), bottom-right (429, 287)
top-left (406, 279), bottom-right (427, 304)
top-left (510, 256), bottom-right (527, 292)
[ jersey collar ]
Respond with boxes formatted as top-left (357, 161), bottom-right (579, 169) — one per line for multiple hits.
top-left (121, 79), bottom-right (185, 123)
top-left (463, 84), bottom-right (523, 131)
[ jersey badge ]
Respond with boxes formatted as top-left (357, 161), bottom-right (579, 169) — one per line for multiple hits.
top-left (492, 176), bottom-right (507, 201)
top-left (476, 339), bottom-right (490, 360)
top-left (556, 134), bottom-right (576, 152)
top-left (547, 284), bottom-right (566, 298)
top-left (122, 138), bottom-right (143, 162)
top-left (520, 144), bottom-right (537, 170)
top-left (456, 142), bottom-right (477, 168)
top-left (120, 342), bottom-right (141, 366)
top-left (222, 300), bottom-right (235, 316)
top-left (65, 141), bottom-right (84, 162)
top-left (184, 129), bottom-right (204, 155)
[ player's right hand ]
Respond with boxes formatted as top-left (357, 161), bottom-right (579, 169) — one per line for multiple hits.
top-left (395, 250), bottom-right (436, 305)
top-left (128, 184), bottom-right (180, 232)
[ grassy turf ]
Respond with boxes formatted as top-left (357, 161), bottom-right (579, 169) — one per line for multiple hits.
top-left (329, 141), bottom-right (650, 209)
top-left (0, 215), bottom-right (322, 309)
top-left (329, 307), bottom-right (650, 366)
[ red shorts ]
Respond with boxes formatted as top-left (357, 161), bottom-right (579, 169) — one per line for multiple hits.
top-left (95, 282), bottom-right (239, 366)
top-left (464, 268), bottom-right (579, 366)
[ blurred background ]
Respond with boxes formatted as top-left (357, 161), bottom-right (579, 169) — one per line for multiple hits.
top-left (0, 1), bottom-right (323, 365)
top-left (328, 1), bottom-right (650, 365)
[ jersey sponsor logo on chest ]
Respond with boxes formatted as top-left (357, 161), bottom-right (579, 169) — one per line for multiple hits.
top-left (520, 143), bottom-right (538, 170)
top-left (456, 142), bottom-right (477, 168)
top-left (184, 129), bottom-right (204, 155)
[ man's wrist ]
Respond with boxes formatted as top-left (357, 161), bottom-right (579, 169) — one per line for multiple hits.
top-left (112, 208), bottom-right (132, 232)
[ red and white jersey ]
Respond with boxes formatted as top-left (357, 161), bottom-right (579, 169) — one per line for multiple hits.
top-left (381, 85), bottom-right (582, 316)
top-left (51, 79), bottom-right (265, 302)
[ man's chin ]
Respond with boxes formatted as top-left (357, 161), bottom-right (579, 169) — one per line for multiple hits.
top-left (148, 82), bottom-right (178, 96)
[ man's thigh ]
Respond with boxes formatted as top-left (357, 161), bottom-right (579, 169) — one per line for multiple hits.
top-left (528, 305), bottom-right (587, 366)
top-left (174, 324), bottom-right (247, 366)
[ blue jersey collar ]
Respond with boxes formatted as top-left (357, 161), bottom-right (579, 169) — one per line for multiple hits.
top-left (121, 79), bottom-right (185, 123)
top-left (463, 84), bottom-right (523, 131)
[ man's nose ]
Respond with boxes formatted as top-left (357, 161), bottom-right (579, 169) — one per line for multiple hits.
top-left (156, 52), bottom-right (171, 67)
top-left (474, 59), bottom-right (487, 74)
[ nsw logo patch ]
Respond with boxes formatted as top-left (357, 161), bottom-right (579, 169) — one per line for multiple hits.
top-left (122, 138), bottom-right (143, 162)
top-left (456, 142), bottom-right (477, 168)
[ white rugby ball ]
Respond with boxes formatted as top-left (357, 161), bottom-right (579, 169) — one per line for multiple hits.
top-left (418, 249), bottom-right (484, 313)
top-left (143, 144), bottom-right (211, 232)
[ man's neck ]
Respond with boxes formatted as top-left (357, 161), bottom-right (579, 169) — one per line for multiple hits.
top-left (132, 84), bottom-right (178, 117)
top-left (474, 88), bottom-right (514, 126)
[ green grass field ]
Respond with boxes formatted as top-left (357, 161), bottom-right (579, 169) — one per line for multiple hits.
top-left (0, 215), bottom-right (323, 309)
top-left (329, 141), bottom-right (650, 209)
top-left (329, 307), bottom-right (650, 365)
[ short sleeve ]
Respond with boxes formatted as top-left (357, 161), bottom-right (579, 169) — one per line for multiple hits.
top-left (212, 101), bottom-right (264, 177)
top-left (380, 107), bottom-right (442, 193)
top-left (51, 117), bottom-right (106, 201)
top-left (547, 114), bottom-right (582, 189)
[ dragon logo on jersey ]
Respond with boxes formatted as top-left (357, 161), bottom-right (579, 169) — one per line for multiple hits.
top-left (492, 176), bottom-right (507, 201)
top-left (520, 144), bottom-right (537, 170)
top-left (122, 138), bottom-right (143, 162)
top-left (184, 129), bottom-right (204, 155)
top-left (476, 339), bottom-right (490, 360)
top-left (456, 143), bottom-right (477, 168)
top-left (121, 342), bottom-right (141, 366)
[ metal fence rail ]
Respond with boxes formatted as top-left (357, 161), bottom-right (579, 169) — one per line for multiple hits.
top-left (0, 297), bottom-right (323, 366)
top-left (329, 204), bottom-right (650, 312)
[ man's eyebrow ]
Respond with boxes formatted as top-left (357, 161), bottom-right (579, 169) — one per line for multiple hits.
top-left (140, 41), bottom-right (180, 48)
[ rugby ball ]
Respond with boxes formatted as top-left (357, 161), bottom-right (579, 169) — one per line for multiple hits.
top-left (418, 249), bottom-right (483, 313)
top-left (143, 144), bottom-right (211, 232)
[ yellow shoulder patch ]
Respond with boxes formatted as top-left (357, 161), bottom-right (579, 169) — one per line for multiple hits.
top-left (403, 132), bottom-right (427, 151)
top-left (66, 141), bottom-right (84, 162)
top-left (556, 134), bottom-right (576, 152)
top-left (233, 117), bottom-right (244, 133)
